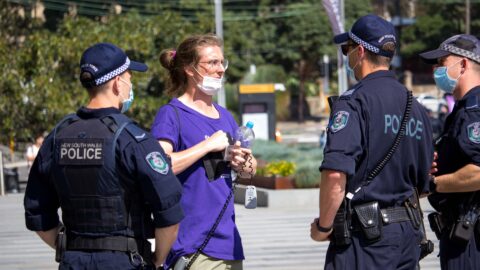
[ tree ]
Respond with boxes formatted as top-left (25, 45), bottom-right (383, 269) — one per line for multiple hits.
top-left (254, 0), bottom-right (372, 122)
top-left (400, 0), bottom-right (480, 78)
top-left (0, 2), bottom-right (213, 145)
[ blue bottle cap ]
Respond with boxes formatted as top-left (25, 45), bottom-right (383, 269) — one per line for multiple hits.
top-left (246, 121), bottom-right (254, 129)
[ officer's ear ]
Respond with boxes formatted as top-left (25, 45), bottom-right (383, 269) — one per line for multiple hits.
top-left (357, 45), bottom-right (366, 59)
top-left (112, 76), bottom-right (122, 96)
top-left (460, 58), bottom-right (468, 74)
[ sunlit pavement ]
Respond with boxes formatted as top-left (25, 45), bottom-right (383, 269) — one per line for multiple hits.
top-left (0, 193), bottom-right (439, 270)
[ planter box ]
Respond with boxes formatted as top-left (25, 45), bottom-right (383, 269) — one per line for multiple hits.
top-left (237, 175), bottom-right (295, 189)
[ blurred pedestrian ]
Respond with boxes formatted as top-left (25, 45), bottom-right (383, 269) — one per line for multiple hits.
top-left (427, 109), bottom-right (443, 139)
top-left (26, 134), bottom-right (44, 168)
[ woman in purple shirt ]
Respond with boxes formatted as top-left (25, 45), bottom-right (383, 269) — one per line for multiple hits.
top-left (151, 34), bottom-right (257, 270)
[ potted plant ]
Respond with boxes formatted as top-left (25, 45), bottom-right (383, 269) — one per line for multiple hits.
top-left (238, 160), bottom-right (296, 189)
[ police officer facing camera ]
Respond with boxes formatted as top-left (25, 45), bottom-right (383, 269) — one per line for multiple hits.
top-left (420, 34), bottom-right (480, 269)
top-left (24, 43), bottom-right (184, 270)
top-left (310, 14), bottom-right (434, 270)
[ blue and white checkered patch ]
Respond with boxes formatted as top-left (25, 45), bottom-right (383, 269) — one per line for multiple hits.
top-left (95, 58), bottom-right (130, 86)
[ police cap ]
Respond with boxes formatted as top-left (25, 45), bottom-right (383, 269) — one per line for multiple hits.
top-left (80, 43), bottom-right (148, 88)
top-left (333, 14), bottom-right (397, 58)
top-left (419, 34), bottom-right (480, 64)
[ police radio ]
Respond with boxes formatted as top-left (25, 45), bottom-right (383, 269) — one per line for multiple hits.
top-left (450, 192), bottom-right (480, 244)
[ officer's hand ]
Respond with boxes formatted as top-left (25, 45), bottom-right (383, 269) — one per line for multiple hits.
top-left (206, 130), bottom-right (230, 152)
top-left (310, 218), bottom-right (332, 242)
top-left (430, 151), bottom-right (438, 175)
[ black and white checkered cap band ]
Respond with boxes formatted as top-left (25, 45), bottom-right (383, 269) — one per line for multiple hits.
top-left (348, 32), bottom-right (380, 54)
top-left (95, 57), bottom-right (130, 85)
top-left (442, 44), bottom-right (480, 63)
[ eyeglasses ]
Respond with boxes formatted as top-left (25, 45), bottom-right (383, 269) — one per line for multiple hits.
top-left (341, 43), bottom-right (358, 56)
top-left (198, 59), bottom-right (229, 70)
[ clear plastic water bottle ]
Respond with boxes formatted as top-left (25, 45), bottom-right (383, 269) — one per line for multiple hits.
top-left (236, 121), bottom-right (255, 148)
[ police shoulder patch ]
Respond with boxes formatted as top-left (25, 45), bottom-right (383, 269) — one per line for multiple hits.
top-left (145, 152), bottom-right (169, 175)
top-left (330, 111), bottom-right (350, 133)
top-left (467, 122), bottom-right (480, 144)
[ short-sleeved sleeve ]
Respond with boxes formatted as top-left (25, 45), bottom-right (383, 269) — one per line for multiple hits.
top-left (320, 98), bottom-right (364, 176)
top-left (151, 104), bottom-right (180, 151)
top-left (458, 111), bottom-right (480, 166)
top-left (24, 134), bottom-right (61, 231)
top-left (120, 128), bottom-right (184, 228)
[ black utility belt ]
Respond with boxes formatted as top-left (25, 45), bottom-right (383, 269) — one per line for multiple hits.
top-left (352, 205), bottom-right (411, 228)
top-left (56, 233), bottom-right (152, 263)
top-left (350, 204), bottom-right (413, 235)
top-left (428, 211), bottom-right (480, 245)
top-left (67, 235), bottom-right (146, 252)
top-left (333, 201), bottom-right (419, 246)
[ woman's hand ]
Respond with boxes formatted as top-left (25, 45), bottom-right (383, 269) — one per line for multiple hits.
top-left (205, 130), bottom-right (230, 152)
top-left (230, 141), bottom-right (257, 178)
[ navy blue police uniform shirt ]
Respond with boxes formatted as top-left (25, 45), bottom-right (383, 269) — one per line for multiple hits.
top-left (320, 70), bottom-right (434, 207)
top-left (430, 86), bottom-right (480, 208)
top-left (436, 86), bottom-right (480, 176)
top-left (24, 107), bottom-right (184, 232)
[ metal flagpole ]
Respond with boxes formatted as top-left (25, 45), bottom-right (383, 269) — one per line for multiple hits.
top-left (0, 151), bottom-right (5, 196)
top-left (338, 0), bottom-right (347, 95)
top-left (215, 0), bottom-right (226, 107)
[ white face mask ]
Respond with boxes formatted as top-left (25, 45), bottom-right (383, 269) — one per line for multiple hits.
top-left (192, 66), bottom-right (223, 95)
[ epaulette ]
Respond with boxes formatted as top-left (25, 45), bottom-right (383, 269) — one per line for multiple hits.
top-left (339, 87), bottom-right (358, 100)
top-left (466, 95), bottom-right (480, 111)
top-left (124, 124), bottom-right (149, 143)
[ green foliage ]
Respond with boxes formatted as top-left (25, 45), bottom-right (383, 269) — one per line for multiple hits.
top-left (0, 4), bottom-right (213, 144)
top-left (5, 0), bottom-right (466, 146)
top-left (242, 65), bottom-right (287, 85)
top-left (252, 140), bottom-right (323, 188)
top-left (401, 1), bottom-right (480, 61)
top-left (263, 160), bottom-right (296, 177)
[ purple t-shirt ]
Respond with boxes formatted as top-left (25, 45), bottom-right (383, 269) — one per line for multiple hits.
top-left (151, 98), bottom-right (244, 265)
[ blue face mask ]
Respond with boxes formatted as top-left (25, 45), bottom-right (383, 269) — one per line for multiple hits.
top-left (346, 47), bottom-right (359, 82)
top-left (119, 78), bottom-right (134, 113)
top-left (433, 59), bottom-right (462, 94)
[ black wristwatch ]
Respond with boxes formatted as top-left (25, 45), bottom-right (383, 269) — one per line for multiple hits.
top-left (316, 219), bottom-right (333, 233)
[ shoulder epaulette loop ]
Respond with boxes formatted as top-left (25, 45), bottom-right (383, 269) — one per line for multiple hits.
top-left (466, 95), bottom-right (479, 110)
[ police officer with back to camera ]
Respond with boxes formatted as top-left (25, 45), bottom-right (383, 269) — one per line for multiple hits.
top-left (420, 34), bottom-right (480, 270)
top-left (310, 14), bottom-right (434, 269)
top-left (24, 43), bottom-right (184, 270)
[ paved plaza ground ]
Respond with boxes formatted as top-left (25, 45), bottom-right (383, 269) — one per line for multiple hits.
top-left (0, 193), bottom-right (440, 270)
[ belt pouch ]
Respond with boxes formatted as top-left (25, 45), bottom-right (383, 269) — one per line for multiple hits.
top-left (428, 212), bottom-right (445, 240)
top-left (332, 202), bottom-right (352, 246)
top-left (450, 218), bottom-right (475, 244)
top-left (55, 226), bottom-right (66, 262)
top-left (353, 201), bottom-right (382, 243)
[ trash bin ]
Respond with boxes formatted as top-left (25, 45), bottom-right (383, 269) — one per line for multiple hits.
top-left (239, 84), bottom-right (277, 141)
top-left (3, 168), bottom-right (19, 193)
